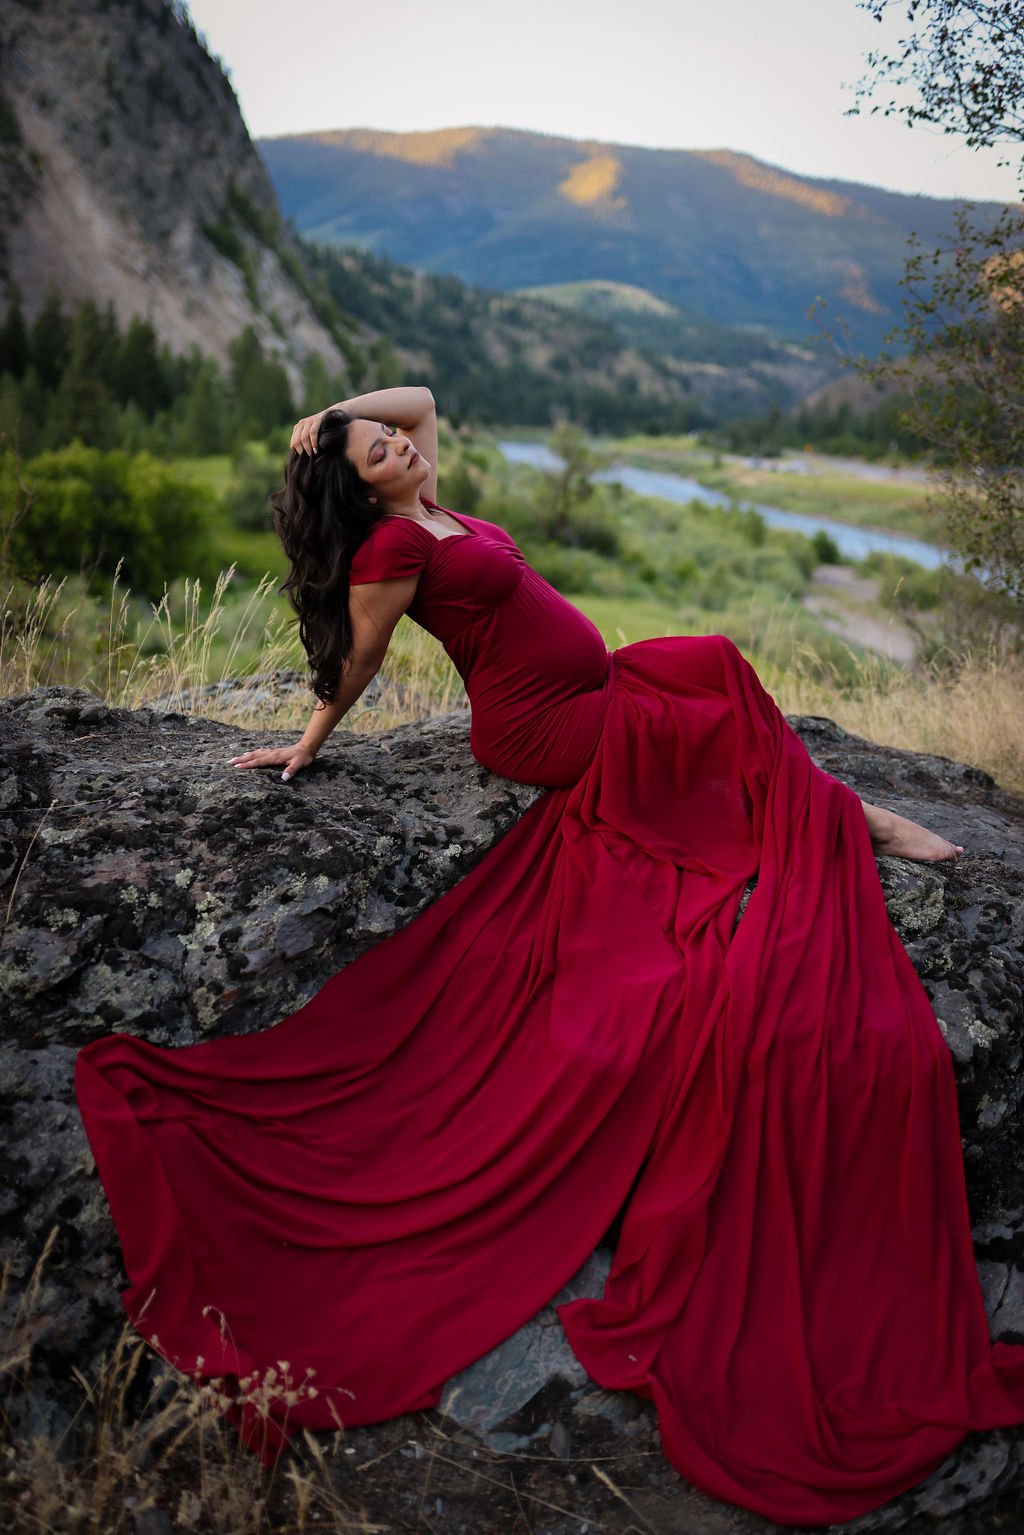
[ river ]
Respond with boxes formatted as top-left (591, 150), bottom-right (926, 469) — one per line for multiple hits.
top-left (496, 441), bottom-right (946, 571)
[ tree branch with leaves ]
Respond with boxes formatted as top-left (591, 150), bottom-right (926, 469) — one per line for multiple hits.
top-left (852, 0), bottom-right (1024, 163)
top-left (846, 0), bottom-right (1024, 621)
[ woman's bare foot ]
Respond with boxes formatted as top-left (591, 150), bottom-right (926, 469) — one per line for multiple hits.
top-left (860, 801), bottom-right (964, 863)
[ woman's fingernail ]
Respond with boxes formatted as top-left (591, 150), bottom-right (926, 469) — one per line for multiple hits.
top-left (282, 771), bottom-right (290, 780)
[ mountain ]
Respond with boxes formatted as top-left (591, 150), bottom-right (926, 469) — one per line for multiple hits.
top-left (0, 2), bottom-right (843, 428)
top-left (0, 0), bottom-right (820, 426)
top-left (258, 126), bottom-right (1012, 353)
top-left (0, 0), bottom-right (346, 391)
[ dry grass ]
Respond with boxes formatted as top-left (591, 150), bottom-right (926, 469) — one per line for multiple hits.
top-left (2, 563), bottom-right (1021, 794)
top-left (766, 642), bottom-right (1024, 794)
top-left (2, 1238), bottom-right (666, 1535)
top-left (0, 1231), bottom-right (384, 1534)
top-left (0, 559), bottom-right (465, 737)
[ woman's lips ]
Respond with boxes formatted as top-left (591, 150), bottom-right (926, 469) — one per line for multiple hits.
top-left (407, 451), bottom-right (419, 469)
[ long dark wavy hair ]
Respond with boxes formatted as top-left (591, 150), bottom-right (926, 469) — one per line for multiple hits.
top-left (269, 408), bottom-right (387, 705)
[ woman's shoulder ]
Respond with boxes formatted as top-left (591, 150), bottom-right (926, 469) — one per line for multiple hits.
top-left (349, 516), bottom-right (429, 585)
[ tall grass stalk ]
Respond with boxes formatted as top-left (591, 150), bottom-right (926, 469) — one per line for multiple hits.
top-left (95, 560), bottom-right (295, 713)
top-left (0, 574), bottom-right (79, 696)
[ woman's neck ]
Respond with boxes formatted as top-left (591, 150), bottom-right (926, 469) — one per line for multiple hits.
top-left (385, 497), bottom-right (437, 521)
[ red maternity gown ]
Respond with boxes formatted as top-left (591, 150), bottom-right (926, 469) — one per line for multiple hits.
top-left (74, 499), bottom-right (1024, 1526)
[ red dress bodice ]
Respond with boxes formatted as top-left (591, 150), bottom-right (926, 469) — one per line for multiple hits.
top-left (348, 499), bottom-right (613, 786)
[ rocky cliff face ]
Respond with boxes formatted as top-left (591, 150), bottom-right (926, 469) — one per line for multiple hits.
top-left (1, 684), bottom-right (1022, 1531)
top-left (0, 0), bottom-right (345, 391)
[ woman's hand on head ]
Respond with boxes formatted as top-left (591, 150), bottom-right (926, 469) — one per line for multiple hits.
top-left (290, 411), bottom-right (326, 457)
top-left (228, 745), bottom-right (316, 782)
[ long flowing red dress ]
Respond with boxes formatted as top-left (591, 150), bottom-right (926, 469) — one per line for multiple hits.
top-left (74, 500), bottom-right (1024, 1526)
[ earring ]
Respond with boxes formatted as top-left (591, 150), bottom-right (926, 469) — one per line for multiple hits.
top-left (368, 496), bottom-right (377, 504)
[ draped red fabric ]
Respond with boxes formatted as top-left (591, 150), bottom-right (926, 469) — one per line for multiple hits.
top-left (74, 506), bottom-right (1024, 1526)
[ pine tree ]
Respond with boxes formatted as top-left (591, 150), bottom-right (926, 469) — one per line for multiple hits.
top-left (228, 326), bottom-right (294, 436)
top-left (29, 285), bottom-right (71, 390)
top-left (94, 301), bottom-right (122, 393)
top-left (300, 351), bottom-right (330, 416)
top-left (115, 315), bottom-right (170, 415)
top-left (46, 316), bottom-right (117, 448)
top-left (1, 365), bottom-right (48, 459)
top-left (178, 360), bottom-right (232, 455)
top-left (0, 288), bottom-right (29, 380)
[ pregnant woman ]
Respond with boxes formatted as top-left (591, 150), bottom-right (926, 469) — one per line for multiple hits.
top-left (75, 386), bottom-right (1024, 1528)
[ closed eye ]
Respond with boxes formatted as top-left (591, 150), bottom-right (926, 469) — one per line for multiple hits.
top-left (371, 424), bottom-right (398, 464)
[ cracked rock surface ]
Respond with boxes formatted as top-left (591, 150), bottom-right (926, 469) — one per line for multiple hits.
top-left (1, 687), bottom-right (1022, 1533)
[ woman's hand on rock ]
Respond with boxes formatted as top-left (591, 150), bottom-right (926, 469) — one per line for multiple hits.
top-left (228, 745), bottom-right (316, 782)
top-left (290, 411), bottom-right (326, 456)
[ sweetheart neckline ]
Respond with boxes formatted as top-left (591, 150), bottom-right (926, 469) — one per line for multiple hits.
top-left (381, 507), bottom-right (475, 543)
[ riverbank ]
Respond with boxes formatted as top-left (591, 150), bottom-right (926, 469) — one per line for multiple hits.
top-left (590, 434), bottom-right (937, 542)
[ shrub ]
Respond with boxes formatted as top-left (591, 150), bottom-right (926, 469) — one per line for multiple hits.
top-left (437, 457), bottom-right (481, 514)
top-left (11, 444), bottom-right (216, 600)
top-left (520, 540), bottom-right (607, 594)
top-left (223, 448), bottom-right (284, 531)
top-left (811, 529), bottom-right (842, 565)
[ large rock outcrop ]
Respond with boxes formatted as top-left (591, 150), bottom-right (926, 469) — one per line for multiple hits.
top-left (1, 684), bottom-right (1022, 1534)
top-left (0, 0), bottom-right (345, 389)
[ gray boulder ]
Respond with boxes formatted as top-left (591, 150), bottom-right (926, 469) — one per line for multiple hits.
top-left (1, 687), bottom-right (1022, 1533)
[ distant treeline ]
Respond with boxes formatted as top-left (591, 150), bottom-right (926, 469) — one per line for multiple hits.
top-left (0, 278), bottom-right (707, 454)
top-left (712, 395), bottom-right (930, 461)
top-left (300, 242), bottom-right (711, 435)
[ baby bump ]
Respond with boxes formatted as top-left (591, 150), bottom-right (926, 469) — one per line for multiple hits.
top-left (471, 663), bottom-right (615, 788)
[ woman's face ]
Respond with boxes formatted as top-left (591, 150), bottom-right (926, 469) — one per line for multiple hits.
top-left (345, 419), bottom-right (431, 505)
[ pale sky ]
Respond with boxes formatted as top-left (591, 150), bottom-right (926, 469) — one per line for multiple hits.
top-left (183, 0), bottom-right (1022, 204)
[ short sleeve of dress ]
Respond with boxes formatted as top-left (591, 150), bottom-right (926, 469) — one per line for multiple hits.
top-left (349, 519), bottom-right (428, 585)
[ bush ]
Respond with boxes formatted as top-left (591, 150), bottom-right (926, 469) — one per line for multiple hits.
top-left (811, 529), bottom-right (842, 565)
top-left (520, 540), bottom-right (608, 594)
top-left (670, 555), bottom-right (699, 585)
top-left (437, 457), bottom-right (481, 514)
top-left (862, 552), bottom-right (947, 614)
top-left (547, 499), bottom-right (621, 557)
top-left (224, 448), bottom-right (284, 530)
top-left (735, 506), bottom-right (766, 546)
top-left (11, 444), bottom-right (216, 600)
